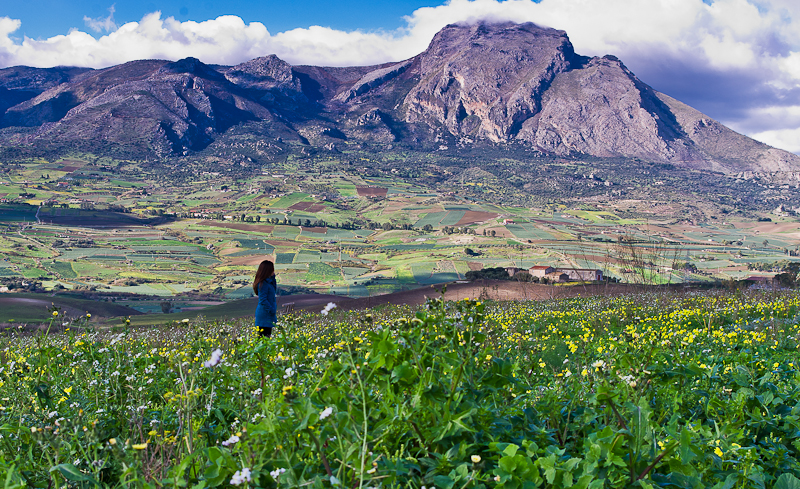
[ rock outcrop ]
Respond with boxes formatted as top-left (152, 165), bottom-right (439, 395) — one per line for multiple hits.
top-left (0, 21), bottom-right (797, 173)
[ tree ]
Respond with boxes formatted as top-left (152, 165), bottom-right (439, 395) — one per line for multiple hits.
top-left (160, 301), bottom-right (173, 314)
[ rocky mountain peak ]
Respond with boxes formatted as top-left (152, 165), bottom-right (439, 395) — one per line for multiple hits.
top-left (403, 21), bottom-right (581, 142)
top-left (0, 21), bottom-right (797, 174)
top-left (156, 57), bottom-right (225, 81)
top-left (224, 55), bottom-right (295, 89)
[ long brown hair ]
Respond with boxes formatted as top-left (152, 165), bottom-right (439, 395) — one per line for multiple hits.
top-left (253, 260), bottom-right (275, 294)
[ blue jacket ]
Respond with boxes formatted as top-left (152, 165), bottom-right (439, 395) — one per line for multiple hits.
top-left (255, 276), bottom-right (277, 328)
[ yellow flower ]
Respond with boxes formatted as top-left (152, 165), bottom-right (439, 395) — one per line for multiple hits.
top-left (132, 443), bottom-right (148, 450)
top-left (713, 447), bottom-right (723, 457)
top-left (485, 355), bottom-right (492, 361)
top-left (109, 438), bottom-right (117, 445)
top-left (52, 311), bottom-right (58, 317)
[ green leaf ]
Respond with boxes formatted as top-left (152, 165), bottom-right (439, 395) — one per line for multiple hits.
top-left (50, 464), bottom-right (100, 485)
top-left (498, 456), bottom-right (518, 473)
top-left (573, 474), bottom-right (595, 489)
top-left (503, 444), bottom-right (519, 457)
top-left (589, 479), bottom-right (605, 489)
top-left (391, 363), bottom-right (415, 382)
top-left (775, 474), bottom-right (800, 489)
top-left (732, 366), bottom-right (751, 387)
top-left (710, 473), bottom-right (738, 489)
top-left (433, 475), bottom-right (456, 489)
top-left (680, 429), bottom-right (696, 464)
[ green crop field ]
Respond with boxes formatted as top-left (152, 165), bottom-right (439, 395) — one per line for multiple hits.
top-left (0, 204), bottom-right (38, 222)
top-left (269, 192), bottom-right (310, 208)
top-left (1, 150), bottom-right (799, 305)
top-left (414, 211), bottom-right (448, 228)
top-left (306, 262), bottom-right (341, 281)
top-left (48, 260), bottom-right (77, 278)
top-left (294, 250), bottom-right (323, 263)
top-left (506, 223), bottom-right (557, 240)
top-left (439, 210), bottom-right (466, 226)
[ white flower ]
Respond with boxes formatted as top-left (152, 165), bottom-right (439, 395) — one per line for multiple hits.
top-left (321, 302), bottom-right (337, 316)
top-left (203, 349), bottom-right (223, 368)
top-left (471, 455), bottom-right (481, 463)
top-left (283, 367), bottom-right (294, 379)
top-left (221, 435), bottom-right (239, 447)
top-left (592, 360), bottom-right (606, 369)
top-left (319, 406), bottom-right (333, 420)
top-left (270, 467), bottom-right (287, 479)
top-left (231, 467), bottom-right (252, 485)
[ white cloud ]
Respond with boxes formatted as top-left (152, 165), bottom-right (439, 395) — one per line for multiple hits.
top-left (0, 0), bottom-right (798, 152)
top-left (84, 5), bottom-right (118, 34)
top-left (749, 127), bottom-right (800, 153)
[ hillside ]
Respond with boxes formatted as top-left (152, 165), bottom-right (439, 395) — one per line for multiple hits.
top-left (0, 21), bottom-right (797, 175)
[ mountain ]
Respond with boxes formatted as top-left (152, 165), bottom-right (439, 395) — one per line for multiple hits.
top-left (0, 21), bottom-right (797, 173)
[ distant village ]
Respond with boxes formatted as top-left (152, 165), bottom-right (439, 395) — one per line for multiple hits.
top-left (505, 265), bottom-right (604, 283)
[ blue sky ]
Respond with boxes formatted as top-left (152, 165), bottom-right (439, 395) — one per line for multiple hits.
top-left (4, 0), bottom-right (435, 40)
top-left (1, 0), bottom-right (799, 153)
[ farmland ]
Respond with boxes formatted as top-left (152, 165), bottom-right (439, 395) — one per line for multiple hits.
top-left (1, 290), bottom-right (799, 487)
top-left (2, 152), bottom-right (800, 322)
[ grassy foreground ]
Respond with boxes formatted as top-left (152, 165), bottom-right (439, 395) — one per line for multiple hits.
top-left (1, 290), bottom-right (800, 488)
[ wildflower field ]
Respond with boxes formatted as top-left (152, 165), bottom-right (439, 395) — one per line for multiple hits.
top-left (2, 290), bottom-right (800, 488)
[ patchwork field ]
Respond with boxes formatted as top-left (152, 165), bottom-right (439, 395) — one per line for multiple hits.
top-left (2, 154), bottom-right (800, 323)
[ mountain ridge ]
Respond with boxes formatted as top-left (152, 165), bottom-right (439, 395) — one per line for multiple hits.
top-left (0, 21), bottom-right (796, 174)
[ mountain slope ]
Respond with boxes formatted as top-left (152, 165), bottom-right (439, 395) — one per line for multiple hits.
top-left (0, 21), bottom-right (796, 174)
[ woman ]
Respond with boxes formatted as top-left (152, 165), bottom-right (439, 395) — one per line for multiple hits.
top-left (253, 259), bottom-right (277, 337)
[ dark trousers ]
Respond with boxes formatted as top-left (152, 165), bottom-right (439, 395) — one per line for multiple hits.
top-left (259, 326), bottom-right (273, 338)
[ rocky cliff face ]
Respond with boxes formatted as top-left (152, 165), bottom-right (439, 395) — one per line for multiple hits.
top-left (403, 23), bottom-right (578, 142)
top-left (0, 21), bottom-right (796, 173)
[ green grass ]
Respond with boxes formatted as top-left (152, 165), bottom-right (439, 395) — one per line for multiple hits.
top-left (6, 291), bottom-right (800, 486)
